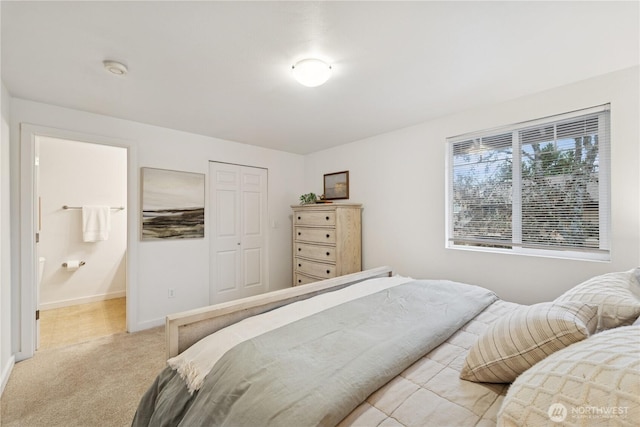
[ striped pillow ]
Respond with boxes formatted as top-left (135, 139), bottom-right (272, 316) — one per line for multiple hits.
top-left (460, 301), bottom-right (598, 383)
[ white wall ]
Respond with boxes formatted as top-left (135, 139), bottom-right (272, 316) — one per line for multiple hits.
top-left (1, 83), bottom-right (16, 394)
top-left (38, 137), bottom-right (127, 309)
top-left (0, 5), bottom-right (11, 393)
top-left (1, 0), bottom-right (15, 386)
top-left (9, 98), bottom-right (305, 355)
top-left (304, 66), bottom-right (640, 305)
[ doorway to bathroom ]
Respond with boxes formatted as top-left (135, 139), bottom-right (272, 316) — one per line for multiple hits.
top-left (35, 136), bottom-right (128, 350)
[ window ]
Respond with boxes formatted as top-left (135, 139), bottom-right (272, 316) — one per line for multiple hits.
top-left (446, 105), bottom-right (610, 260)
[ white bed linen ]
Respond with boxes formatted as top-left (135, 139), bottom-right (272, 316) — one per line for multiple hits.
top-left (169, 275), bottom-right (414, 393)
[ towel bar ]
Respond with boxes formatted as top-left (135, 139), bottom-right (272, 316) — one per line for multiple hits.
top-left (62, 205), bottom-right (125, 210)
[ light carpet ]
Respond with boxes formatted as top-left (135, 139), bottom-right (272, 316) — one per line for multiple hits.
top-left (1, 327), bottom-right (165, 427)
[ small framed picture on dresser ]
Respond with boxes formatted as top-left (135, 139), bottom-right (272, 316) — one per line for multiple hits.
top-left (324, 171), bottom-right (349, 200)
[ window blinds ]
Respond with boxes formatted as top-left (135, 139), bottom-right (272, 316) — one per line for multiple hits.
top-left (448, 104), bottom-right (610, 259)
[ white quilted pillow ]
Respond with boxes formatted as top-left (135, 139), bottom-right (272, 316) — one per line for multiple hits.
top-left (555, 268), bottom-right (640, 332)
top-left (460, 301), bottom-right (598, 383)
top-left (498, 325), bottom-right (640, 427)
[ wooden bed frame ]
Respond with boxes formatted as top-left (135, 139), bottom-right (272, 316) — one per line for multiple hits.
top-left (166, 266), bottom-right (394, 358)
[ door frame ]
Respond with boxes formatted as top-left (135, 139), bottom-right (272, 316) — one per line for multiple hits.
top-left (17, 124), bottom-right (137, 361)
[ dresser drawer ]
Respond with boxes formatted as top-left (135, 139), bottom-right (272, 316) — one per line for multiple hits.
top-left (294, 242), bottom-right (336, 262)
top-left (294, 211), bottom-right (336, 226)
top-left (294, 273), bottom-right (318, 286)
top-left (295, 227), bottom-right (337, 244)
top-left (295, 259), bottom-right (336, 279)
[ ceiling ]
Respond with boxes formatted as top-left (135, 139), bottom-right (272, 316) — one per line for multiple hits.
top-left (2, 1), bottom-right (638, 155)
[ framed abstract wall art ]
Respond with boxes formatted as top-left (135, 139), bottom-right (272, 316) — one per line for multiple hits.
top-left (141, 167), bottom-right (205, 240)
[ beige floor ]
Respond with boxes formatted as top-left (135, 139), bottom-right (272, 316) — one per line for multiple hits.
top-left (38, 297), bottom-right (126, 350)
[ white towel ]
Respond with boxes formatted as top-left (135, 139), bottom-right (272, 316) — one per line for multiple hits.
top-left (82, 206), bottom-right (111, 242)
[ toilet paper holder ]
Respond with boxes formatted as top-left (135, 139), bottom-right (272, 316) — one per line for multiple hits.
top-left (62, 261), bottom-right (86, 268)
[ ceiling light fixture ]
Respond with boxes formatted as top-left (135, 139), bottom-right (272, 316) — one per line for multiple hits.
top-left (103, 60), bottom-right (128, 76)
top-left (291, 58), bottom-right (332, 87)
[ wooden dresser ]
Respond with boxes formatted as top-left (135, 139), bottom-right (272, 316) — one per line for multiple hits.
top-left (291, 203), bottom-right (362, 286)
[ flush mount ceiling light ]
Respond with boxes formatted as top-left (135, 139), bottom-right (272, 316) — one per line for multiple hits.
top-left (103, 60), bottom-right (128, 76)
top-left (291, 58), bottom-right (332, 87)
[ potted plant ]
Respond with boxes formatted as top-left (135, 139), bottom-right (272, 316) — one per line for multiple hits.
top-left (299, 193), bottom-right (318, 205)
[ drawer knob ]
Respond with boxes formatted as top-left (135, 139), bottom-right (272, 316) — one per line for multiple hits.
top-left (298, 232), bottom-right (301, 236)
top-left (298, 263), bottom-right (302, 267)
top-left (325, 216), bottom-right (330, 220)
top-left (326, 234), bottom-right (330, 238)
top-left (298, 248), bottom-right (301, 251)
top-left (326, 270), bottom-right (331, 274)
top-left (326, 251), bottom-right (330, 256)
top-left (298, 216), bottom-right (301, 220)
top-left (298, 279), bottom-right (302, 283)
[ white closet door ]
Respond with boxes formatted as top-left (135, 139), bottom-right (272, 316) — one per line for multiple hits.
top-left (239, 167), bottom-right (268, 297)
top-left (210, 162), bottom-right (268, 303)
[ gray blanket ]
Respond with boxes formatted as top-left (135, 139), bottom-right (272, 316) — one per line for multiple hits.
top-left (133, 280), bottom-right (498, 427)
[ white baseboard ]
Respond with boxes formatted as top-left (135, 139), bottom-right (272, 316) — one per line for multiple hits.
top-left (129, 317), bottom-right (164, 333)
top-left (39, 290), bottom-right (126, 311)
top-left (1, 355), bottom-right (15, 397)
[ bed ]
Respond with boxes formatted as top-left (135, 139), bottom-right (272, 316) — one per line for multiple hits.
top-left (133, 266), bottom-right (640, 427)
